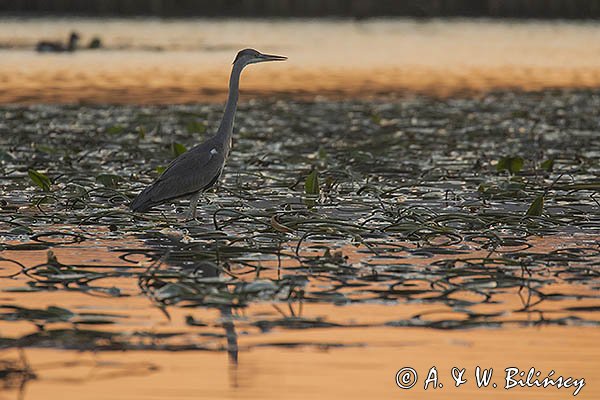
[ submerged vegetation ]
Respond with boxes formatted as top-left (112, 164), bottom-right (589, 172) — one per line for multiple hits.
top-left (0, 90), bottom-right (599, 357)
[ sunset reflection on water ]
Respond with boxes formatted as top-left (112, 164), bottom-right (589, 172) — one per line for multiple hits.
top-left (1, 18), bottom-right (600, 103)
top-left (1, 234), bottom-right (599, 399)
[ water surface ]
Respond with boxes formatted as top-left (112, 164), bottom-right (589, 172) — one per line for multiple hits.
top-left (1, 92), bottom-right (599, 398)
top-left (1, 18), bottom-right (600, 103)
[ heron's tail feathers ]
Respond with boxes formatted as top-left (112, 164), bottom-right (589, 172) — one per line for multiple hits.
top-left (130, 186), bottom-right (157, 213)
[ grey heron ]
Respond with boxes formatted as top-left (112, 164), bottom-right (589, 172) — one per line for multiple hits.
top-left (131, 48), bottom-right (287, 218)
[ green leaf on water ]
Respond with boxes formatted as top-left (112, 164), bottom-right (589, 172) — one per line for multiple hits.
top-left (2, 286), bottom-right (43, 293)
top-left (9, 226), bottom-right (33, 235)
top-left (477, 183), bottom-right (491, 193)
top-left (496, 156), bottom-right (524, 175)
top-left (305, 169), bottom-right (320, 195)
top-left (186, 120), bottom-right (206, 134)
top-left (371, 113), bottom-right (382, 125)
top-left (554, 183), bottom-right (600, 190)
top-left (36, 145), bottom-right (56, 154)
top-left (526, 195), bottom-right (544, 216)
top-left (540, 158), bottom-right (554, 172)
top-left (511, 110), bottom-right (529, 118)
top-left (96, 174), bottom-right (122, 188)
top-left (171, 142), bottom-right (187, 158)
top-left (28, 169), bottom-right (51, 192)
top-left (318, 146), bottom-right (327, 160)
top-left (45, 306), bottom-right (75, 321)
top-left (106, 125), bottom-right (124, 135)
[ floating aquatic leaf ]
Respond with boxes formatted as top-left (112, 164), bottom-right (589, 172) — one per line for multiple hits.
top-left (270, 215), bottom-right (294, 233)
top-left (186, 120), bottom-right (206, 134)
top-left (305, 169), bottom-right (319, 195)
top-left (511, 110), bottom-right (529, 118)
top-left (540, 158), bottom-right (554, 172)
top-left (4, 243), bottom-right (47, 250)
top-left (370, 113), bottom-right (382, 125)
top-left (96, 174), bottom-right (122, 188)
top-left (171, 142), bottom-right (187, 158)
top-left (0, 305), bottom-right (74, 324)
top-left (553, 183), bottom-right (600, 191)
top-left (137, 125), bottom-right (146, 139)
top-left (9, 226), bottom-right (32, 235)
top-left (318, 147), bottom-right (327, 160)
top-left (185, 315), bottom-right (207, 327)
top-left (2, 287), bottom-right (43, 293)
top-left (526, 195), bottom-right (544, 216)
top-left (496, 156), bottom-right (524, 175)
top-left (36, 145), bottom-right (56, 154)
top-left (106, 125), bottom-right (124, 135)
top-left (45, 306), bottom-right (75, 320)
top-left (27, 169), bottom-right (51, 192)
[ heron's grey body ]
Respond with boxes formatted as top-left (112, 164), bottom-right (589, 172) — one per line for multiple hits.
top-left (130, 49), bottom-right (286, 218)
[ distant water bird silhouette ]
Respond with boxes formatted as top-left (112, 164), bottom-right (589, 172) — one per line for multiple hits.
top-left (36, 32), bottom-right (80, 52)
top-left (88, 37), bottom-right (102, 49)
top-left (130, 48), bottom-right (287, 219)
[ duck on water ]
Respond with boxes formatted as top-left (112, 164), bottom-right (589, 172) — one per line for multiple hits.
top-left (36, 31), bottom-right (79, 52)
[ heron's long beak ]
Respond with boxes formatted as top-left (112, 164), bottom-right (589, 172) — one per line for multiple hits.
top-left (259, 53), bottom-right (287, 62)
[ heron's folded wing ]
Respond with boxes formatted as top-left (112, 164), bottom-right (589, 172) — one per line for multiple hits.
top-left (140, 142), bottom-right (225, 204)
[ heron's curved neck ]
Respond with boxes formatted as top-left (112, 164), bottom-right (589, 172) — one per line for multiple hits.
top-left (217, 62), bottom-right (244, 142)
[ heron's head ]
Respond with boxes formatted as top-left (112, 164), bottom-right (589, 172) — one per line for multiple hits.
top-left (233, 48), bottom-right (287, 66)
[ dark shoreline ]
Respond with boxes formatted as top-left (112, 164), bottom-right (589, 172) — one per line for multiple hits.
top-left (2, 0), bottom-right (600, 19)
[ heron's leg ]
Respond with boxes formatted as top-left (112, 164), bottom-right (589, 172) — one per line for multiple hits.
top-left (185, 191), bottom-right (202, 220)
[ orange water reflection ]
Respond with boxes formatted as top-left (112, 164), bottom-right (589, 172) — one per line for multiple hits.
top-left (1, 325), bottom-right (598, 400)
top-left (0, 232), bottom-right (599, 399)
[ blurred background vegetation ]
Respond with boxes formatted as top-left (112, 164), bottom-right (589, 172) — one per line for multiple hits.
top-left (1, 0), bottom-right (600, 18)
